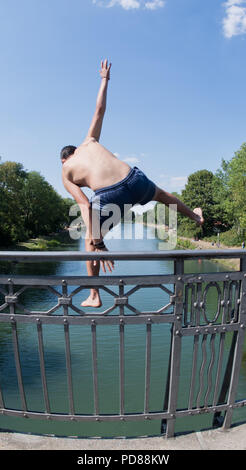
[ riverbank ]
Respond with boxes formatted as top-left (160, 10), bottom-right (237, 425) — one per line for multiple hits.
top-left (178, 236), bottom-right (242, 270)
top-left (141, 222), bottom-right (243, 271)
top-left (10, 231), bottom-right (75, 251)
top-left (1, 226), bottom-right (244, 272)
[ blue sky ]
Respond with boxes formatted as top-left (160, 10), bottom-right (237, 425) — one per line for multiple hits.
top-left (0, 0), bottom-right (246, 202)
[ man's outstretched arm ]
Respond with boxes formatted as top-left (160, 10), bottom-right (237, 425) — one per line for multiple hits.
top-left (85, 59), bottom-right (111, 142)
top-left (62, 173), bottom-right (114, 273)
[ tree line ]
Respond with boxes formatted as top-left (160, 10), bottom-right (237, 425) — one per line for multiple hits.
top-left (142, 142), bottom-right (246, 245)
top-left (0, 160), bottom-right (73, 247)
top-left (1, 142), bottom-right (245, 248)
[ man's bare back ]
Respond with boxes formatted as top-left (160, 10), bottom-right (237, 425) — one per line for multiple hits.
top-left (62, 137), bottom-right (130, 192)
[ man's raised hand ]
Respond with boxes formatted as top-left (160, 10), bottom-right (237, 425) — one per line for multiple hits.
top-left (100, 59), bottom-right (112, 80)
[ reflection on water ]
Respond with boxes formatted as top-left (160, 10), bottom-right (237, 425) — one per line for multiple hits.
top-left (0, 225), bottom-right (245, 437)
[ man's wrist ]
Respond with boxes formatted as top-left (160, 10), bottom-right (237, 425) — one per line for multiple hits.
top-left (93, 240), bottom-right (106, 249)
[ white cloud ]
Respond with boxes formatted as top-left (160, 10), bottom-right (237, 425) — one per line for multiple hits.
top-left (170, 176), bottom-right (187, 192)
top-left (108, 0), bottom-right (140, 8)
top-left (113, 152), bottom-right (140, 163)
top-left (145, 0), bottom-right (165, 10)
top-left (123, 156), bottom-right (140, 163)
top-left (92, 0), bottom-right (165, 10)
top-left (157, 174), bottom-right (187, 192)
top-left (223, 0), bottom-right (246, 38)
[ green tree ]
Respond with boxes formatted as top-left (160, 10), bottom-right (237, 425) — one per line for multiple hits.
top-left (0, 161), bottom-right (75, 246)
top-left (213, 144), bottom-right (246, 237)
top-left (179, 169), bottom-right (216, 237)
top-left (0, 161), bottom-right (28, 245)
top-left (212, 159), bottom-right (233, 228)
top-left (22, 171), bottom-right (69, 237)
top-left (227, 143), bottom-right (246, 233)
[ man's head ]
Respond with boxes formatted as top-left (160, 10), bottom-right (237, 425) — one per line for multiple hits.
top-left (60, 145), bottom-right (77, 163)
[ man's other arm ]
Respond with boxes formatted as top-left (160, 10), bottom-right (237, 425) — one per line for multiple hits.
top-left (62, 173), bottom-right (93, 239)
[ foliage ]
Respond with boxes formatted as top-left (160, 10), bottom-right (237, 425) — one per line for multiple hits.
top-left (1, 141), bottom-right (246, 247)
top-left (179, 169), bottom-right (216, 237)
top-left (212, 143), bottom-right (246, 237)
top-left (0, 162), bottom-right (28, 245)
top-left (176, 238), bottom-right (196, 250)
top-left (227, 143), bottom-right (246, 232)
top-left (139, 142), bottom-right (246, 245)
top-left (219, 228), bottom-right (244, 247)
top-left (0, 161), bottom-right (73, 247)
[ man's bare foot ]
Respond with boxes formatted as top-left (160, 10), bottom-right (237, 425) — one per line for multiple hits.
top-left (193, 208), bottom-right (204, 226)
top-left (81, 292), bottom-right (102, 308)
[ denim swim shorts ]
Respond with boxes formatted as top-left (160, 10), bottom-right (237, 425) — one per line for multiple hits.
top-left (90, 166), bottom-right (156, 235)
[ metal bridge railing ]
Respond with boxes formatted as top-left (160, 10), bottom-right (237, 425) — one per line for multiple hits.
top-left (0, 249), bottom-right (246, 438)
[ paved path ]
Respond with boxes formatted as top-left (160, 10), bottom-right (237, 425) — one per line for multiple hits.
top-left (0, 423), bottom-right (245, 450)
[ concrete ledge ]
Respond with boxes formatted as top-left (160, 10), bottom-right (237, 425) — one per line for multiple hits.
top-left (0, 423), bottom-right (246, 450)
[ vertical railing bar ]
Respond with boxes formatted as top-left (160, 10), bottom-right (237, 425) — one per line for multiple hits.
top-left (204, 333), bottom-right (216, 407)
top-left (62, 281), bottom-right (69, 316)
top-left (91, 321), bottom-right (99, 415)
top-left (0, 284), bottom-right (9, 408)
top-left (183, 284), bottom-right (189, 326)
top-left (234, 281), bottom-right (240, 322)
top-left (160, 326), bottom-right (173, 434)
top-left (36, 320), bottom-right (51, 414)
top-left (212, 332), bottom-right (225, 407)
top-left (190, 284), bottom-right (196, 326)
top-left (119, 281), bottom-right (125, 415)
top-left (119, 320), bottom-right (125, 416)
top-left (228, 281), bottom-right (237, 322)
top-left (64, 320), bottom-right (75, 415)
top-left (8, 281), bottom-right (15, 316)
top-left (222, 329), bottom-right (243, 429)
top-left (119, 282), bottom-right (125, 317)
top-left (165, 258), bottom-right (184, 438)
top-left (11, 318), bottom-right (27, 412)
top-left (212, 331), bottom-right (237, 426)
top-left (196, 334), bottom-right (207, 409)
top-left (144, 321), bottom-right (152, 414)
top-left (223, 257), bottom-right (246, 429)
top-left (0, 384), bottom-right (4, 409)
top-left (188, 334), bottom-right (199, 410)
top-left (161, 258), bottom-right (181, 434)
top-left (222, 280), bottom-right (229, 324)
top-left (196, 282), bottom-right (202, 326)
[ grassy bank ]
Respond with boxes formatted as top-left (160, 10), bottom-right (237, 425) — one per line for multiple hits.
top-left (16, 231), bottom-right (76, 251)
top-left (177, 236), bottom-right (242, 271)
top-left (142, 222), bottom-right (243, 271)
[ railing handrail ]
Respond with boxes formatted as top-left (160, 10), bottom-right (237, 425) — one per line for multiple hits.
top-left (0, 248), bottom-right (245, 262)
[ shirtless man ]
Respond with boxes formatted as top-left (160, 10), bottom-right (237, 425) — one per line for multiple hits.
top-left (61, 59), bottom-right (204, 308)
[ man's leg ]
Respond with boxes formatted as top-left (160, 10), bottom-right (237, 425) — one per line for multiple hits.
top-left (81, 206), bottom-right (114, 308)
top-left (152, 186), bottom-right (204, 225)
top-left (81, 235), bottom-right (102, 308)
top-left (80, 204), bottom-right (102, 308)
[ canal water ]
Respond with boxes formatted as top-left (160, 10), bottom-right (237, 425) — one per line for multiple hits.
top-left (0, 225), bottom-right (245, 438)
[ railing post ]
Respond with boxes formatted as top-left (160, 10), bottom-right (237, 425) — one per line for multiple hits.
top-left (222, 255), bottom-right (246, 430)
top-left (161, 258), bottom-right (184, 438)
